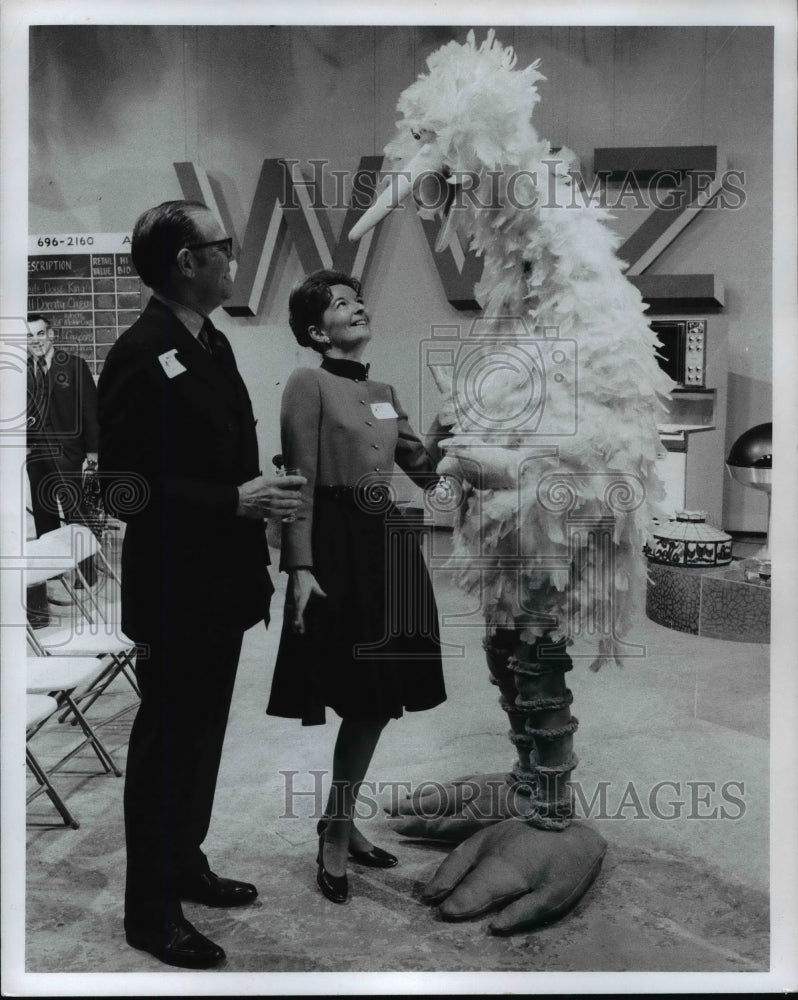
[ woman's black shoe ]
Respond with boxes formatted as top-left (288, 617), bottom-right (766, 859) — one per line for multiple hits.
top-left (317, 819), bottom-right (398, 868)
top-left (316, 833), bottom-right (349, 904)
top-left (348, 845), bottom-right (398, 869)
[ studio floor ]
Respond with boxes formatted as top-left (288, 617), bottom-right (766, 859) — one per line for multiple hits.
top-left (22, 533), bottom-right (770, 980)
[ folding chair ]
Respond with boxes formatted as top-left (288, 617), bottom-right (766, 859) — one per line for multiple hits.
top-left (25, 523), bottom-right (139, 729)
top-left (27, 522), bottom-right (129, 635)
top-left (27, 627), bottom-right (140, 729)
top-left (27, 656), bottom-right (123, 777)
top-left (26, 694), bottom-right (79, 829)
top-left (25, 523), bottom-right (109, 626)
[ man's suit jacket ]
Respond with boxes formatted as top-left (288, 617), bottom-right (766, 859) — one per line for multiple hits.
top-left (98, 298), bottom-right (272, 641)
top-left (27, 350), bottom-right (99, 463)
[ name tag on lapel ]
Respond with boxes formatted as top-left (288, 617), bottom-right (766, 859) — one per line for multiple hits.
top-left (158, 350), bottom-right (187, 378)
top-left (370, 401), bottom-right (398, 419)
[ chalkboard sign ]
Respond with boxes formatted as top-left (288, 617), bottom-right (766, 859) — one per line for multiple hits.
top-left (28, 233), bottom-right (144, 377)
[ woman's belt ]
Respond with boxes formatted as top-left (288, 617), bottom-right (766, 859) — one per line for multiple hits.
top-left (315, 482), bottom-right (398, 512)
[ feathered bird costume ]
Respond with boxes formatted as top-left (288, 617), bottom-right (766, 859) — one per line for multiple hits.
top-left (349, 29), bottom-right (675, 933)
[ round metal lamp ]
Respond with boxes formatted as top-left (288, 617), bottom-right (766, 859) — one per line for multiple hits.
top-left (726, 422), bottom-right (772, 560)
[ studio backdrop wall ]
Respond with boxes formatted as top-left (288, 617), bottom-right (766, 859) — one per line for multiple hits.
top-left (29, 25), bottom-right (773, 531)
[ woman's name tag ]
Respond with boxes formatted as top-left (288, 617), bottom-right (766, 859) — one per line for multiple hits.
top-left (370, 401), bottom-right (398, 419)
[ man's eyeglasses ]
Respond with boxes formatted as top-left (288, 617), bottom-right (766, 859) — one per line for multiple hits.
top-left (184, 237), bottom-right (234, 260)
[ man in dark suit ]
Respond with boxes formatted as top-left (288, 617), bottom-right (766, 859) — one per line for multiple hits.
top-left (26, 313), bottom-right (99, 536)
top-left (26, 314), bottom-right (99, 613)
top-left (98, 200), bottom-right (303, 969)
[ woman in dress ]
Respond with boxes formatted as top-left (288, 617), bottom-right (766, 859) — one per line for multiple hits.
top-left (267, 269), bottom-right (446, 904)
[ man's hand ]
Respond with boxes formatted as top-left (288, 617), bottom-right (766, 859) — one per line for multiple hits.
top-left (236, 473), bottom-right (305, 520)
top-left (289, 568), bottom-right (326, 634)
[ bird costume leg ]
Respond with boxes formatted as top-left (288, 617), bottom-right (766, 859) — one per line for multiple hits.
top-left (418, 629), bottom-right (606, 933)
top-left (387, 626), bottom-right (536, 840)
top-left (508, 631), bottom-right (577, 830)
top-left (488, 627), bottom-right (539, 803)
top-left (396, 626), bottom-right (577, 829)
top-left (387, 626), bottom-right (576, 835)
top-left (387, 619), bottom-right (606, 932)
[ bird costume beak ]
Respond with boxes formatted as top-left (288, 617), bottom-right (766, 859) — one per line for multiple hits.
top-left (349, 144), bottom-right (437, 241)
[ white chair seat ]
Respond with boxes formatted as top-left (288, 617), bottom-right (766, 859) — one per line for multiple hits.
top-left (37, 627), bottom-right (135, 655)
top-left (25, 524), bottom-right (100, 588)
top-left (26, 562), bottom-right (78, 587)
top-left (27, 524), bottom-right (100, 560)
top-left (27, 656), bottom-right (108, 695)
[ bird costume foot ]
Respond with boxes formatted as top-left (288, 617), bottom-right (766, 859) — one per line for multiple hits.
top-left (421, 818), bottom-right (606, 934)
top-left (387, 772), bottom-right (524, 842)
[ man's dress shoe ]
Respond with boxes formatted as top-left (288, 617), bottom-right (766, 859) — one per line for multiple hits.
top-left (178, 871), bottom-right (258, 907)
top-left (125, 917), bottom-right (225, 969)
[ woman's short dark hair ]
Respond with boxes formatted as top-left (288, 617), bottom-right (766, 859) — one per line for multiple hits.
top-left (131, 200), bottom-right (208, 291)
top-left (288, 270), bottom-right (362, 354)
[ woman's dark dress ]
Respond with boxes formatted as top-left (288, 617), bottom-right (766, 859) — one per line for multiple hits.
top-left (266, 356), bottom-right (446, 726)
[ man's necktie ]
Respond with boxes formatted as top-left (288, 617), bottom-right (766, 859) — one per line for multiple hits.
top-left (198, 319), bottom-right (242, 394)
top-left (30, 356), bottom-right (48, 425)
top-left (198, 320), bottom-right (223, 360)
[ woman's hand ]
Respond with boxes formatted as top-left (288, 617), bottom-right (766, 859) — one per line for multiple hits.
top-left (438, 449), bottom-right (516, 491)
top-left (289, 569), bottom-right (327, 634)
top-left (424, 411), bottom-right (456, 468)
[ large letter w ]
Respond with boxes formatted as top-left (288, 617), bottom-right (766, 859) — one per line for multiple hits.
top-left (174, 158), bottom-right (384, 317)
